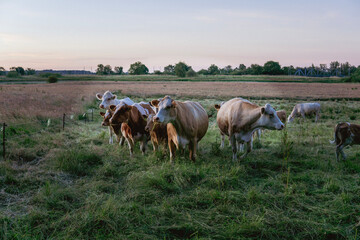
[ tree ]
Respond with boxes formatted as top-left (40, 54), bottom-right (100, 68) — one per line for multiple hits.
top-left (96, 64), bottom-right (105, 75)
top-left (340, 62), bottom-right (351, 76)
top-left (154, 70), bottom-right (162, 75)
top-left (163, 65), bottom-right (175, 75)
top-left (0, 67), bottom-right (5, 76)
top-left (207, 64), bottom-right (220, 75)
top-left (348, 66), bottom-right (360, 82)
top-left (282, 65), bottom-right (296, 75)
top-left (197, 69), bottom-right (208, 75)
top-left (262, 61), bottom-right (283, 75)
top-left (186, 68), bottom-right (197, 77)
top-left (330, 61), bottom-right (340, 75)
top-left (174, 62), bottom-right (190, 77)
top-left (114, 66), bottom-right (123, 75)
top-left (103, 65), bottom-right (113, 75)
top-left (10, 66), bottom-right (25, 75)
top-left (221, 65), bottom-right (233, 75)
top-left (26, 68), bottom-right (36, 75)
top-left (249, 64), bottom-right (263, 75)
top-left (128, 61), bottom-right (149, 75)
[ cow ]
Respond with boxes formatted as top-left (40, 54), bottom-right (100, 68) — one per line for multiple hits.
top-left (288, 103), bottom-right (320, 123)
top-left (109, 102), bottom-right (154, 157)
top-left (254, 110), bottom-right (287, 141)
top-left (99, 110), bottom-right (125, 146)
top-left (330, 122), bottom-right (360, 161)
top-left (216, 98), bottom-right (284, 161)
top-left (95, 91), bottom-right (135, 144)
top-left (145, 113), bottom-right (168, 152)
top-left (151, 96), bottom-right (209, 162)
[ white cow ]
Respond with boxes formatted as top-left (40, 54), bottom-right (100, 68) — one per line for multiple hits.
top-left (288, 103), bottom-right (320, 123)
top-left (96, 91), bottom-right (134, 144)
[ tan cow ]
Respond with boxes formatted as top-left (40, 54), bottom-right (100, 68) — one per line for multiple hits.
top-left (151, 96), bottom-right (209, 162)
top-left (330, 122), bottom-right (360, 161)
top-left (109, 103), bottom-right (154, 156)
top-left (216, 98), bottom-right (284, 161)
top-left (145, 113), bottom-right (168, 151)
top-left (288, 103), bottom-right (320, 123)
top-left (99, 110), bottom-right (124, 145)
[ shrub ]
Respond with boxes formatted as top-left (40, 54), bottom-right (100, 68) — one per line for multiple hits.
top-left (6, 71), bottom-right (20, 78)
top-left (186, 69), bottom-right (197, 77)
top-left (47, 76), bottom-right (58, 83)
top-left (348, 67), bottom-right (360, 82)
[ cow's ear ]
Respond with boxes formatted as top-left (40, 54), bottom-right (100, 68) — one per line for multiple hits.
top-left (99, 112), bottom-right (105, 117)
top-left (171, 100), bottom-right (176, 108)
top-left (96, 93), bottom-right (103, 100)
top-left (110, 105), bottom-right (117, 111)
top-left (214, 104), bottom-right (220, 110)
top-left (151, 99), bottom-right (160, 107)
top-left (110, 95), bottom-right (116, 100)
top-left (261, 107), bottom-right (265, 114)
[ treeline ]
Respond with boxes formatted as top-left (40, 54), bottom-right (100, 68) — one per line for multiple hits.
top-left (95, 60), bottom-right (359, 78)
top-left (0, 66), bottom-right (36, 77)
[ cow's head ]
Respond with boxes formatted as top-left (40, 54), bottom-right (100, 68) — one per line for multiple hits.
top-left (96, 91), bottom-right (117, 109)
top-left (258, 104), bottom-right (284, 130)
top-left (151, 96), bottom-right (176, 123)
top-left (145, 114), bottom-right (155, 132)
top-left (149, 98), bottom-right (162, 113)
top-left (287, 115), bottom-right (294, 123)
top-left (109, 103), bottom-right (132, 125)
top-left (99, 110), bottom-right (112, 126)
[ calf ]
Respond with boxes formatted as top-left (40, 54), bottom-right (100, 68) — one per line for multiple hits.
top-left (145, 113), bottom-right (168, 151)
top-left (330, 122), bottom-right (360, 161)
top-left (109, 103), bottom-right (154, 156)
top-left (99, 110), bottom-right (125, 145)
top-left (96, 91), bottom-right (134, 144)
top-left (216, 98), bottom-right (284, 161)
top-left (288, 103), bottom-right (320, 123)
top-left (152, 96), bottom-right (209, 162)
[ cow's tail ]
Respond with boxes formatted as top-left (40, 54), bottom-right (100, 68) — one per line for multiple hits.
top-left (329, 123), bottom-right (341, 144)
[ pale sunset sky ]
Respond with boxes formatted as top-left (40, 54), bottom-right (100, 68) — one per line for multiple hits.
top-left (1, 0), bottom-right (359, 71)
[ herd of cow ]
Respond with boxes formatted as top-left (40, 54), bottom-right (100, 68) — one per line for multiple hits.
top-left (96, 91), bottom-right (359, 162)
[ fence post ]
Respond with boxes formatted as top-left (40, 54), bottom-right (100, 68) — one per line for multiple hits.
top-left (2, 122), bottom-right (6, 160)
top-left (62, 113), bottom-right (66, 131)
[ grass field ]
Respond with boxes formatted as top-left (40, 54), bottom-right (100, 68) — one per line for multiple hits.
top-left (0, 74), bottom-right (347, 84)
top-left (1, 88), bottom-right (360, 239)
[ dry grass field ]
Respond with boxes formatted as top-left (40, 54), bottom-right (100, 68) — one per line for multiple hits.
top-left (1, 81), bottom-right (360, 121)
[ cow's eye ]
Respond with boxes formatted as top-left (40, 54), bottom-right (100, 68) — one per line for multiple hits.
top-left (107, 98), bottom-right (111, 101)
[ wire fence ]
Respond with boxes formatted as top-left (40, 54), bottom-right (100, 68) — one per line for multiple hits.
top-left (0, 109), bottom-right (95, 160)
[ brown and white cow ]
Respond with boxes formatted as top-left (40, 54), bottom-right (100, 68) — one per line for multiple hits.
top-left (288, 103), bottom-right (320, 123)
top-left (330, 122), bottom-right (360, 161)
top-left (216, 98), bottom-right (284, 161)
top-left (151, 96), bottom-right (209, 162)
top-left (145, 113), bottom-right (168, 152)
top-left (109, 102), bottom-right (154, 156)
top-left (96, 91), bottom-right (135, 144)
top-left (99, 110), bottom-right (125, 146)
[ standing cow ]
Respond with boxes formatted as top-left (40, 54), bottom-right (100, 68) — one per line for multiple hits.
top-left (287, 103), bottom-right (320, 123)
top-left (151, 96), bottom-right (209, 162)
top-left (109, 102), bottom-right (154, 157)
top-left (216, 98), bottom-right (284, 161)
top-left (145, 113), bottom-right (168, 152)
top-left (99, 110), bottom-right (124, 145)
top-left (95, 91), bottom-right (134, 144)
top-left (330, 122), bottom-right (360, 161)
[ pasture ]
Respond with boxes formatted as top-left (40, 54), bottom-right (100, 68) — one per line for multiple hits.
top-left (1, 81), bottom-right (360, 239)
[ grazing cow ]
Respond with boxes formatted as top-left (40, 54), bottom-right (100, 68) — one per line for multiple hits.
top-left (145, 113), bottom-right (168, 151)
top-left (288, 103), bottom-right (320, 123)
top-left (330, 122), bottom-right (360, 161)
top-left (151, 96), bottom-right (209, 162)
top-left (99, 110), bottom-right (125, 146)
top-left (95, 91), bottom-right (134, 144)
top-left (109, 103), bottom-right (154, 156)
top-left (216, 98), bottom-right (284, 161)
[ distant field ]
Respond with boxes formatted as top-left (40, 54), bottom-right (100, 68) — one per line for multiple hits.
top-left (1, 80), bottom-right (360, 121)
top-left (0, 74), bottom-right (346, 83)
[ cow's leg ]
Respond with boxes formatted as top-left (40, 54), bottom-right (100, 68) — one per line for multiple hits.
top-left (230, 134), bottom-right (237, 161)
top-left (108, 126), bottom-right (113, 144)
top-left (240, 140), bottom-right (252, 159)
top-left (125, 137), bottom-right (134, 157)
top-left (151, 138), bottom-right (158, 152)
top-left (119, 136), bottom-right (125, 146)
top-left (315, 111), bottom-right (320, 123)
top-left (255, 129), bottom-right (261, 141)
top-left (168, 140), bottom-right (176, 163)
top-left (336, 144), bottom-right (347, 161)
top-left (140, 136), bottom-right (147, 155)
top-left (189, 140), bottom-right (196, 162)
top-left (220, 132), bottom-right (225, 148)
top-left (300, 110), bottom-right (306, 120)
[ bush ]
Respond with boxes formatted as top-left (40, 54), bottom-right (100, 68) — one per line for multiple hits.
top-left (348, 67), bottom-right (360, 82)
top-left (47, 76), bottom-right (58, 83)
top-left (186, 69), bottom-right (197, 77)
top-left (6, 71), bottom-right (20, 78)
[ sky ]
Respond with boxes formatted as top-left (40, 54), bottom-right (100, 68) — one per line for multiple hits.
top-left (1, 0), bottom-right (360, 71)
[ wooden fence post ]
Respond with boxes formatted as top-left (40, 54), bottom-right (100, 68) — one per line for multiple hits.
top-left (2, 122), bottom-right (6, 160)
top-left (62, 113), bottom-right (66, 131)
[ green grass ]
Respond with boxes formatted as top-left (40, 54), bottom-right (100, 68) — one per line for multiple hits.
top-left (1, 96), bottom-right (360, 239)
top-left (0, 74), bottom-right (347, 83)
